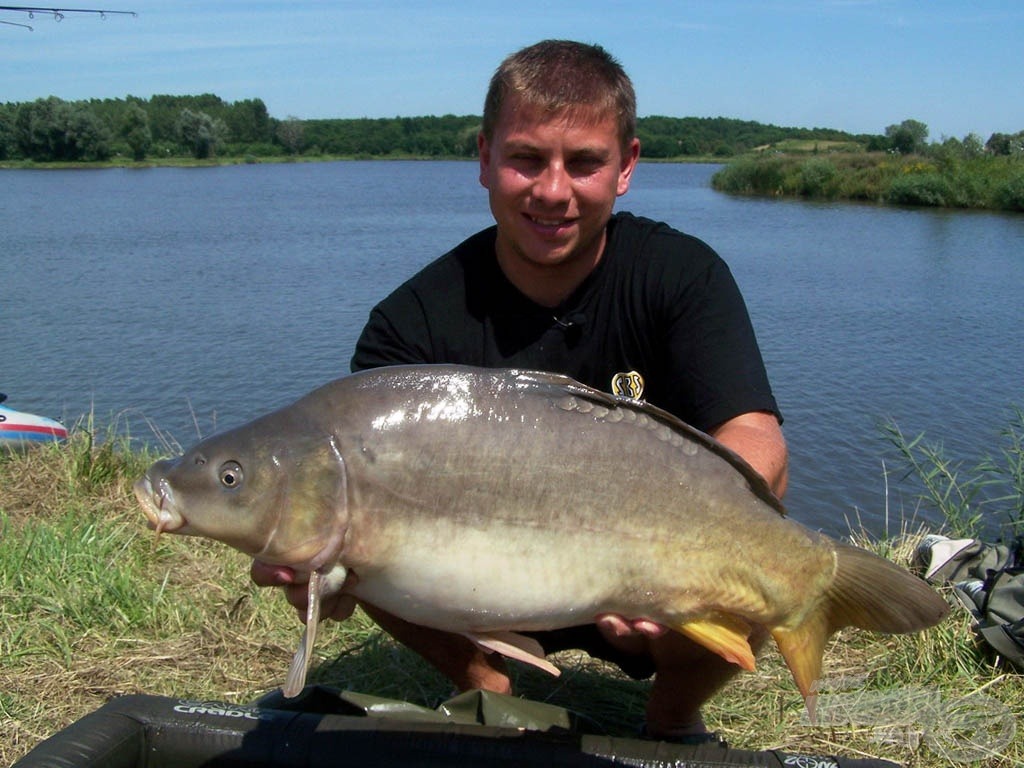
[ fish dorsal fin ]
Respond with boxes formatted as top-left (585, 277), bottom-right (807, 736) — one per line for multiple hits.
top-left (513, 369), bottom-right (785, 517)
top-left (464, 630), bottom-right (561, 677)
top-left (674, 613), bottom-right (757, 671)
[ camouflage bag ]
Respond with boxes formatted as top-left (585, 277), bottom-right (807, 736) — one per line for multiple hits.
top-left (914, 535), bottom-right (1024, 669)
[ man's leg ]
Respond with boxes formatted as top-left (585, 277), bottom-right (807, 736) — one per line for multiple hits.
top-left (360, 602), bottom-right (513, 693)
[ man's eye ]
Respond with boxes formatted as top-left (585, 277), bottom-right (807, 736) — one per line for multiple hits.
top-left (569, 157), bottom-right (604, 175)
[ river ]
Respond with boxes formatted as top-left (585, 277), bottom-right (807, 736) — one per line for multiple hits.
top-left (3, 161), bottom-right (1022, 538)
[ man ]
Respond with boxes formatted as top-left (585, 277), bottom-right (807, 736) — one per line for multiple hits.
top-left (253, 39), bottom-right (787, 742)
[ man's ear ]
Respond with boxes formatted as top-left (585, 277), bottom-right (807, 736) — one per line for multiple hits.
top-left (617, 137), bottom-right (641, 196)
top-left (478, 132), bottom-right (491, 189)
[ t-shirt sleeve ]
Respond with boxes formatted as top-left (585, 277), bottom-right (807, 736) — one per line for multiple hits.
top-left (350, 288), bottom-right (434, 372)
top-left (654, 241), bottom-right (781, 431)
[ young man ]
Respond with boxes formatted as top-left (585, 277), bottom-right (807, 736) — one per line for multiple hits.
top-left (253, 39), bottom-right (787, 741)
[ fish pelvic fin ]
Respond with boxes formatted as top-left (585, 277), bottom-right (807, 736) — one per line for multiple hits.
top-left (464, 631), bottom-right (561, 677)
top-left (770, 540), bottom-right (951, 722)
top-left (675, 613), bottom-right (757, 672)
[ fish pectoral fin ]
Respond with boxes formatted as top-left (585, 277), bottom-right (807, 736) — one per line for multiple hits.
top-left (464, 631), bottom-right (561, 677)
top-left (284, 623), bottom-right (315, 698)
top-left (282, 569), bottom-right (335, 698)
top-left (675, 613), bottom-right (757, 671)
top-left (771, 614), bottom-right (828, 724)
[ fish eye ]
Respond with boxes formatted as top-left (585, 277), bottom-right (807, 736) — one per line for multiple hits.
top-left (219, 461), bottom-right (243, 489)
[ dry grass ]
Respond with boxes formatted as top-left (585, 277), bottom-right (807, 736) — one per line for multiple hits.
top-left (1, 437), bottom-right (1021, 766)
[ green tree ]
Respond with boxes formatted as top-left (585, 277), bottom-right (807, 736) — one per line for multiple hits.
top-left (14, 97), bottom-right (111, 161)
top-left (176, 108), bottom-right (228, 159)
top-left (225, 98), bottom-right (270, 144)
top-left (961, 132), bottom-right (985, 159)
top-left (275, 115), bottom-right (305, 155)
top-left (121, 103), bottom-right (152, 161)
top-left (986, 131), bottom-right (1024, 156)
top-left (0, 104), bottom-right (16, 160)
top-left (63, 104), bottom-right (112, 160)
top-left (885, 119), bottom-right (928, 154)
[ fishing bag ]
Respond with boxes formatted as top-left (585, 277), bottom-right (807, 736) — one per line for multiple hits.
top-left (914, 534), bottom-right (1024, 669)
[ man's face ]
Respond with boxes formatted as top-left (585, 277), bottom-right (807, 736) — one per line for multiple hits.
top-left (478, 100), bottom-right (640, 298)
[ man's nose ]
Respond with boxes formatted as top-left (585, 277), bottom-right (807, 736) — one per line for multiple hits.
top-left (532, 162), bottom-right (572, 204)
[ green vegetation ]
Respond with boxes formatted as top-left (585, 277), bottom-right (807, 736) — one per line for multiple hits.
top-left (0, 93), bottom-right (877, 164)
top-left (0, 93), bottom-right (484, 163)
top-left (2, 411), bottom-right (1022, 766)
top-left (713, 119), bottom-right (1024, 212)
top-left (883, 407), bottom-right (1024, 540)
top-left (4, 95), bottom-right (1022, 214)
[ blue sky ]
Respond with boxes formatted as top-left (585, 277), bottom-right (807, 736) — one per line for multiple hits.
top-left (4, 1), bottom-right (1021, 142)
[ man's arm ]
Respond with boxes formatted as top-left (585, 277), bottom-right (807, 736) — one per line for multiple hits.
top-left (709, 410), bottom-right (789, 499)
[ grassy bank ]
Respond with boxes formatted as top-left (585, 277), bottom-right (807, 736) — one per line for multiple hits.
top-left (712, 152), bottom-right (1024, 212)
top-left (1, 429), bottom-right (1021, 766)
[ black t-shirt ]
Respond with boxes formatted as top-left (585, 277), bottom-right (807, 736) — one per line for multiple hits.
top-left (352, 211), bottom-right (779, 433)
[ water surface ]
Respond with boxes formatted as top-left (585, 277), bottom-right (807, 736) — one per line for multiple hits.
top-left (3, 161), bottom-right (1022, 537)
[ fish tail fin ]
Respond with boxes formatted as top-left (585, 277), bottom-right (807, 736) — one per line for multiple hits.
top-left (827, 542), bottom-right (949, 634)
top-left (771, 615), bottom-right (827, 722)
top-left (772, 542), bottom-right (949, 722)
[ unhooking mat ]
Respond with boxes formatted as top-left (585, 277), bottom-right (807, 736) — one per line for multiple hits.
top-left (13, 686), bottom-right (900, 768)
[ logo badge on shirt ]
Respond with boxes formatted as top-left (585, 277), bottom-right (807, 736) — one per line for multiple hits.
top-left (611, 370), bottom-right (645, 400)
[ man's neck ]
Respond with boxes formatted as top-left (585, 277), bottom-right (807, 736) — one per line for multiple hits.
top-left (494, 232), bottom-right (607, 309)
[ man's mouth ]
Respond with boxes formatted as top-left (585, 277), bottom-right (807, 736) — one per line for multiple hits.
top-left (527, 214), bottom-right (574, 230)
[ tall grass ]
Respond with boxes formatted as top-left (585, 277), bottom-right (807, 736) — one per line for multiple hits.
top-left (2, 419), bottom-right (1022, 766)
top-left (883, 406), bottom-right (1024, 539)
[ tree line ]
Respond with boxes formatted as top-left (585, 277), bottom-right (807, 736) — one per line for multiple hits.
top-left (1, 94), bottom-right (1021, 164)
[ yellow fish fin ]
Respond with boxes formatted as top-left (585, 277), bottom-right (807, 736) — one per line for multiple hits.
top-left (675, 613), bottom-right (756, 671)
top-left (771, 611), bottom-right (828, 723)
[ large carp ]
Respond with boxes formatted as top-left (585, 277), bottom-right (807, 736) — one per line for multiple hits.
top-left (135, 365), bottom-right (947, 712)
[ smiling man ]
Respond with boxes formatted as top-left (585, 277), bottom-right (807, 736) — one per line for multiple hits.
top-left (253, 39), bottom-right (787, 743)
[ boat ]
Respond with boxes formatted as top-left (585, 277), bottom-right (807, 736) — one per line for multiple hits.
top-left (0, 393), bottom-right (68, 449)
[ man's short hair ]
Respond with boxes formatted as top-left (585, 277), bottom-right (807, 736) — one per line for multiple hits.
top-left (482, 40), bottom-right (637, 152)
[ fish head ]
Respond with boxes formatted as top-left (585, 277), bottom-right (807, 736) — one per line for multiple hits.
top-left (134, 412), bottom-right (349, 572)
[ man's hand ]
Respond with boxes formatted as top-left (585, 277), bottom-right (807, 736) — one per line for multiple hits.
top-left (249, 561), bottom-right (359, 623)
top-left (596, 614), bottom-right (669, 654)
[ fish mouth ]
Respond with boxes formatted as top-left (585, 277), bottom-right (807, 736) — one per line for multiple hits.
top-left (134, 475), bottom-right (187, 538)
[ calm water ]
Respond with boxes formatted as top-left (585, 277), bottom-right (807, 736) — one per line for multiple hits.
top-left (3, 161), bottom-right (1022, 537)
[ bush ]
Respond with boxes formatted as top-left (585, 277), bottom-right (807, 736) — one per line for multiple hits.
top-left (886, 172), bottom-right (953, 207)
top-left (798, 158), bottom-right (838, 197)
top-left (712, 158), bottom-right (787, 195)
top-left (995, 171), bottom-right (1024, 211)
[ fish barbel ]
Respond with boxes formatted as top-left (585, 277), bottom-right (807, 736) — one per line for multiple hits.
top-left (134, 365), bottom-right (947, 712)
